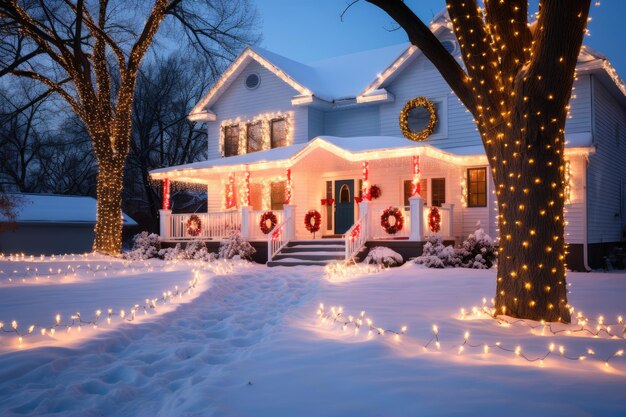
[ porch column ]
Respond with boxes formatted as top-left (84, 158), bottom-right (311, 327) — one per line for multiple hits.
top-left (409, 196), bottom-right (424, 241)
top-left (442, 203), bottom-right (454, 238)
top-left (358, 199), bottom-right (372, 240)
top-left (241, 205), bottom-right (251, 239)
top-left (159, 209), bottom-right (172, 240)
top-left (284, 204), bottom-right (296, 241)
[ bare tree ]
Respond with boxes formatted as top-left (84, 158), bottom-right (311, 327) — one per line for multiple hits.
top-left (359, 0), bottom-right (591, 322)
top-left (0, 0), bottom-right (258, 254)
top-left (0, 80), bottom-right (49, 192)
top-left (125, 55), bottom-right (211, 231)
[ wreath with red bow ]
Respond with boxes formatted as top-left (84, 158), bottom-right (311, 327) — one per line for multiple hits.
top-left (380, 207), bottom-right (404, 235)
top-left (259, 211), bottom-right (278, 235)
top-left (428, 207), bottom-right (441, 233)
top-left (304, 210), bottom-right (321, 234)
top-left (186, 215), bottom-right (202, 237)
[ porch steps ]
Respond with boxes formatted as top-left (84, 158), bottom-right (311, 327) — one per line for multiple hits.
top-left (267, 240), bottom-right (346, 267)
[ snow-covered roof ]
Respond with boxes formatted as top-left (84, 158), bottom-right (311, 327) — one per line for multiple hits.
top-left (255, 44), bottom-right (410, 102)
top-left (0, 194), bottom-right (137, 226)
top-left (150, 134), bottom-right (594, 181)
top-left (190, 9), bottom-right (625, 119)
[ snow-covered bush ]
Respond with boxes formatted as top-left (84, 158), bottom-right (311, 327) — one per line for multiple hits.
top-left (456, 223), bottom-right (496, 269)
top-left (159, 242), bottom-right (217, 262)
top-left (218, 232), bottom-right (256, 260)
top-left (363, 246), bottom-right (403, 267)
top-left (414, 235), bottom-right (460, 268)
top-left (124, 232), bottom-right (161, 260)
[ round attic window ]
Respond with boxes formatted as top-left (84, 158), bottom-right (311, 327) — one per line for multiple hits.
top-left (245, 73), bottom-right (260, 89)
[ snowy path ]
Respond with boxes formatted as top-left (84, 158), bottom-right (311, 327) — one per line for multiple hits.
top-left (0, 265), bottom-right (319, 417)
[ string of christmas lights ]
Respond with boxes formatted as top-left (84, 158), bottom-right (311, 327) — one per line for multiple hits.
top-left (459, 298), bottom-right (626, 340)
top-left (318, 304), bottom-right (625, 369)
top-left (0, 271), bottom-right (200, 347)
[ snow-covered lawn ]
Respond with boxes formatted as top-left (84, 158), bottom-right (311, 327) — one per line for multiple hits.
top-left (0, 257), bottom-right (624, 416)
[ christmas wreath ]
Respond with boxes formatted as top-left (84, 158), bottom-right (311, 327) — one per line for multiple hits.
top-left (380, 207), bottom-right (404, 235)
top-left (428, 207), bottom-right (441, 233)
top-left (259, 211), bottom-right (278, 235)
top-left (370, 184), bottom-right (381, 199)
top-left (399, 97), bottom-right (438, 142)
top-left (304, 210), bottom-right (322, 234)
top-left (186, 214), bottom-right (202, 237)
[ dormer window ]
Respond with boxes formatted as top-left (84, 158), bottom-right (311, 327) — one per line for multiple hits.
top-left (245, 73), bottom-right (260, 90)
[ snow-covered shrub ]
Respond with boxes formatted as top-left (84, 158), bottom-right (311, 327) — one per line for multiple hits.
top-left (159, 242), bottom-right (217, 262)
top-left (159, 244), bottom-right (182, 261)
top-left (414, 235), bottom-right (461, 268)
top-left (456, 223), bottom-right (496, 269)
top-left (364, 246), bottom-right (403, 267)
top-left (124, 232), bottom-right (161, 260)
top-left (218, 232), bottom-right (256, 260)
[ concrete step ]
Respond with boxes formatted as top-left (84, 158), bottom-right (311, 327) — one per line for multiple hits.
top-left (286, 240), bottom-right (344, 247)
top-left (281, 246), bottom-right (345, 253)
top-left (267, 259), bottom-right (333, 267)
top-left (272, 253), bottom-right (345, 261)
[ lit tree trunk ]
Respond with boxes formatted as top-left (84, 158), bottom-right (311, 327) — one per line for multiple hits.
top-left (93, 160), bottom-right (125, 254)
top-left (365, 0), bottom-right (591, 322)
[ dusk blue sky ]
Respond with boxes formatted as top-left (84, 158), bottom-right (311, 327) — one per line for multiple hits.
top-left (255, 0), bottom-right (626, 76)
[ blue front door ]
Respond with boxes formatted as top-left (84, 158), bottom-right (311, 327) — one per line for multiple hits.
top-left (334, 180), bottom-right (354, 234)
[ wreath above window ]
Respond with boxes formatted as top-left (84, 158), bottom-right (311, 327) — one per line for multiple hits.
top-left (399, 97), bottom-right (438, 142)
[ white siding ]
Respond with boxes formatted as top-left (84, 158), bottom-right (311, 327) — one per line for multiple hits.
top-left (565, 75), bottom-right (593, 134)
top-left (324, 106), bottom-right (380, 137)
top-left (207, 60), bottom-right (307, 159)
top-left (380, 55), bottom-right (481, 150)
top-left (587, 77), bottom-right (626, 243)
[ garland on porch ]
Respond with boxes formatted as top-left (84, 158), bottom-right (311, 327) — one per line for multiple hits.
top-left (186, 215), bottom-right (202, 237)
top-left (259, 211), bottom-right (278, 235)
top-left (304, 210), bottom-right (321, 234)
top-left (380, 207), bottom-right (404, 235)
top-left (428, 207), bottom-right (441, 234)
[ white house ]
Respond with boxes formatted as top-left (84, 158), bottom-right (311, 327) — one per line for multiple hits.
top-left (0, 194), bottom-right (138, 255)
top-left (150, 14), bottom-right (626, 269)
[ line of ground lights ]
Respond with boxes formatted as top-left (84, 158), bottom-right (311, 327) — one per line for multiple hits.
top-left (0, 256), bottom-right (167, 284)
top-left (459, 298), bottom-right (626, 339)
top-left (317, 304), bottom-right (624, 369)
top-left (0, 271), bottom-right (201, 347)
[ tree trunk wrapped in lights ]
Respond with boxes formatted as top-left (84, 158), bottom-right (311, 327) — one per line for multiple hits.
top-left (0, 0), bottom-right (258, 255)
top-left (365, 0), bottom-right (592, 322)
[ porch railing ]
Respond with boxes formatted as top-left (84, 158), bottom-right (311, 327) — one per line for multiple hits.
top-left (422, 205), bottom-right (453, 238)
top-left (370, 205), bottom-right (412, 240)
top-left (249, 210), bottom-right (284, 241)
top-left (164, 211), bottom-right (241, 241)
top-left (268, 211), bottom-right (292, 262)
top-left (344, 211), bottom-right (369, 261)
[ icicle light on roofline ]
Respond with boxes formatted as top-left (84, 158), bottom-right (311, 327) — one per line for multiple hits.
top-left (150, 138), bottom-right (593, 182)
top-left (190, 50), bottom-right (311, 117)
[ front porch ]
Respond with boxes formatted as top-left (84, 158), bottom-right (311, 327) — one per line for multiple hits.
top-left (158, 199), bottom-right (455, 264)
top-left (151, 136), bottom-right (470, 265)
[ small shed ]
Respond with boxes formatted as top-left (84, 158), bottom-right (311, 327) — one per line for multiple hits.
top-left (0, 194), bottom-right (138, 255)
